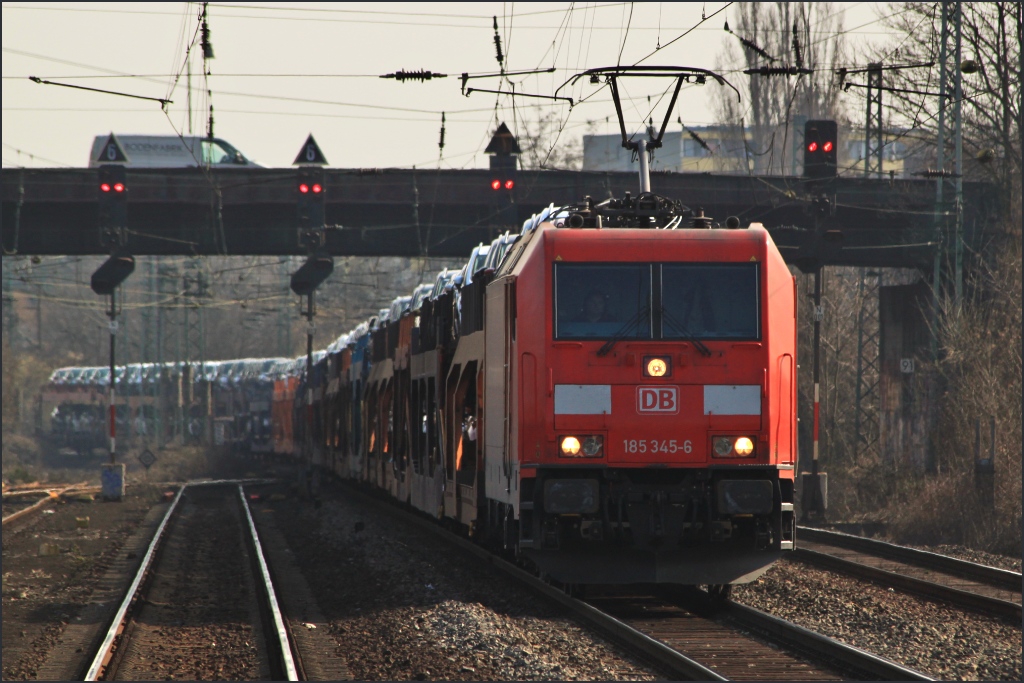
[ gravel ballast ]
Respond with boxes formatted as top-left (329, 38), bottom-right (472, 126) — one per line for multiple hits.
top-left (732, 559), bottom-right (1022, 681)
top-left (265, 480), bottom-right (659, 681)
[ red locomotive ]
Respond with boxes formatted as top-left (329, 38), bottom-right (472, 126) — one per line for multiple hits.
top-left (246, 65), bottom-right (797, 590)
top-left (40, 194), bottom-right (798, 592)
top-left (280, 187), bottom-right (798, 592)
top-left (478, 203), bottom-right (797, 587)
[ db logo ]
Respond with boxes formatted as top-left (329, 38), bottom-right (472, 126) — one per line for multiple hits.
top-left (637, 386), bottom-right (678, 413)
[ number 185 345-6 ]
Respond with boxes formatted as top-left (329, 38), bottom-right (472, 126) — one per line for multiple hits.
top-left (622, 439), bottom-right (692, 454)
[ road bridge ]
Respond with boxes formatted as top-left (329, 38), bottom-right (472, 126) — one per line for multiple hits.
top-left (1, 167), bottom-right (999, 271)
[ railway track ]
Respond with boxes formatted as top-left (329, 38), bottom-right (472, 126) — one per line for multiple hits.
top-left (342, 484), bottom-right (932, 681)
top-left (794, 526), bottom-right (1022, 621)
top-left (589, 587), bottom-right (933, 681)
top-left (83, 481), bottom-right (299, 681)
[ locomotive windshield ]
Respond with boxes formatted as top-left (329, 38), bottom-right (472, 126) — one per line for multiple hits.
top-left (554, 262), bottom-right (759, 341)
top-left (554, 264), bottom-right (652, 339)
top-left (661, 263), bottom-right (760, 340)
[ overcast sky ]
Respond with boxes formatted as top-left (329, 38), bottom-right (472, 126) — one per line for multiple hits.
top-left (3, 2), bottom-right (887, 169)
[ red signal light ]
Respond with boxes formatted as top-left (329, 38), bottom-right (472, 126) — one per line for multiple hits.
top-left (311, 183), bottom-right (322, 193)
top-left (491, 179), bottom-right (501, 190)
top-left (807, 141), bottom-right (818, 152)
top-left (113, 182), bottom-right (125, 192)
top-left (823, 141), bottom-right (833, 152)
top-left (100, 183), bottom-right (111, 192)
top-left (504, 179), bottom-right (515, 190)
top-left (299, 183), bottom-right (310, 194)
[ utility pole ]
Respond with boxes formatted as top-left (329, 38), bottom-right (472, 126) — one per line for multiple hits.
top-left (934, 1), bottom-right (964, 314)
top-left (791, 114), bottom-right (807, 176)
top-left (35, 283), bottom-right (42, 348)
top-left (863, 63), bottom-right (884, 178)
top-left (2, 259), bottom-right (17, 350)
top-left (157, 262), bottom-right (181, 446)
top-left (278, 257), bottom-right (293, 356)
top-left (183, 259), bottom-right (207, 443)
top-left (153, 258), bottom-right (163, 447)
top-left (853, 268), bottom-right (881, 462)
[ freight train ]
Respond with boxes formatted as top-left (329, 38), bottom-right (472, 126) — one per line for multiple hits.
top-left (43, 191), bottom-right (798, 591)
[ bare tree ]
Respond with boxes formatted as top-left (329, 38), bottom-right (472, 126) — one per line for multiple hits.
top-left (714, 2), bottom-right (848, 174)
top-left (873, 2), bottom-right (1022, 220)
top-left (515, 112), bottom-right (584, 171)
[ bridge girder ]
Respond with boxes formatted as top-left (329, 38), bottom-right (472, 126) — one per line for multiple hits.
top-left (0, 167), bottom-right (999, 271)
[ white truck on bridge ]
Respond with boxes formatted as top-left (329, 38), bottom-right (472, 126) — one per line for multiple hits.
top-left (89, 135), bottom-right (260, 168)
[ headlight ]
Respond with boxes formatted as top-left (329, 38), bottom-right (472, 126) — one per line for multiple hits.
top-left (734, 436), bottom-right (754, 456)
top-left (560, 436), bottom-right (581, 456)
top-left (559, 435), bottom-right (604, 458)
top-left (713, 436), bottom-right (756, 458)
top-left (713, 436), bottom-right (734, 456)
top-left (581, 435), bottom-right (604, 456)
top-left (644, 356), bottom-right (670, 377)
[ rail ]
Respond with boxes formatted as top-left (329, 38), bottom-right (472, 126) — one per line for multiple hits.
top-left (238, 485), bottom-right (300, 681)
top-left (719, 598), bottom-right (933, 680)
top-left (797, 526), bottom-right (1022, 591)
top-left (84, 479), bottom-right (299, 681)
top-left (84, 484), bottom-right (186, 681)
top-left (341, 484), bottom-right (933, 681)
top-left (341, 485), bottom-right (723, 680)
top-left (795, 527), bottom-right (1021, 621)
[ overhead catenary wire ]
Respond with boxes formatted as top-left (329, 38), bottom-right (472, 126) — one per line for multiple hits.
top-left (5, 3), bottom-right (963, 182)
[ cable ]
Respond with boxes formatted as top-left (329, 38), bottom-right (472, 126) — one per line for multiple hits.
top-left (617, 2), bottom-right (634, 66)
top-left (634, 2), bottom-right (733, 65)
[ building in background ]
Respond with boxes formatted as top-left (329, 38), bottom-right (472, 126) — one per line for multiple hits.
top-left (583, 123), bottom-right (924, 178)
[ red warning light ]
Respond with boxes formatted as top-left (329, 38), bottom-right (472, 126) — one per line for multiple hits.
top-left (113, 182), bottom-right (125, 193)
top-left (807, 141), bottom-right (818, 152)
top-left (100, 183), bottom-right (111, 192)
top-left (299, 183), bottom-right (310, 194)
top-left (491, 179), bottom-right (501, 190)
top-left (504, 179), bottom-right (515, 190)
top-left (311, 183), bottom-right (323, 194)
top-left (823, 141), bottom-right (833, 153)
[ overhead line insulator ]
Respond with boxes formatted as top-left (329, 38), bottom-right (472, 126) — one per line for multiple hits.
top-left (380, 70), bottom-right (448, 82)
top-left (725, 25), bottom-right (776, 63)
top-left (677, 116), bottom-right (713, 155)
top-left (792, 22), bottom-right (803, 70)
top-left (492, 16), bottom-right (505, 69)
top-left (743, 66), bottom-right (813, 77)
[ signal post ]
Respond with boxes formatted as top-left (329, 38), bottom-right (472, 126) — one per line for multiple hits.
top-left (799, 120), bottom-right (837, 522)
top-left (91, 134), bottom-right (135, 501)
top-left (290, 135), bottom-right (333, 498)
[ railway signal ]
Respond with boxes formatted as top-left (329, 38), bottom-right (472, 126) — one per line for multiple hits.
top-left (289, 251), bottom-right (333, 297)
top-left (485, 123), bottom-right (519, 224)
top-left (296, 166), bottom-right (325, 229)
top-left (97, 164), bottom-right (128, 246)
top-left (804, 120), bottom-right (838, 178)
top-left (489, 153), bottom-right (517, 193)
top-left (90, 252), bottom-right (135, 296)
top-left (293, 134), bottom-right (328, 248)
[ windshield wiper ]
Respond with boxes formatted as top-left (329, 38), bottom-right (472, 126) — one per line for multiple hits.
top-left (660, 307), bottom-right (712, 357)
top-left (597, 305), bottom-right (650, 357)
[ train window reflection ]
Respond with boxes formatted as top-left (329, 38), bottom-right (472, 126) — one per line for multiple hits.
top-left (661, 264), bottom-right (759, 340)
top-left (554, 264), bottom-right (652, 339)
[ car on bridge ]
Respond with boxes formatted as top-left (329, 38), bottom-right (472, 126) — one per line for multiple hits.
top-left (88, 135), bottom-right (261, 168)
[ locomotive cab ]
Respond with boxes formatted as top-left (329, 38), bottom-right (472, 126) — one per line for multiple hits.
top-left (483, 206), bottom-right (797, 586)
